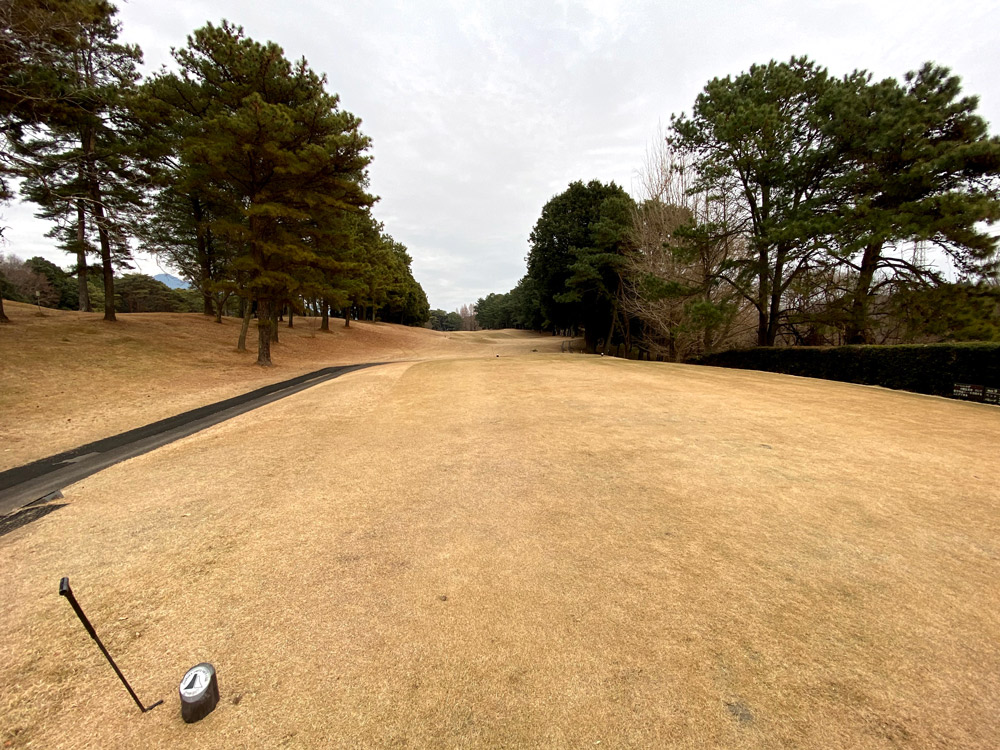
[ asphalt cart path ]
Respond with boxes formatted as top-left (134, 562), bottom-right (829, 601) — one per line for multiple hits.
top-left (0, 362), bottom-right (384, 520)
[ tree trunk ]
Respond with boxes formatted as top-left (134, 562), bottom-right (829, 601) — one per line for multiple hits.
top-left (287, 308), bottom-right (294, 328)
top-left (94, 208), bottom-right (116, 321)
top-left (82, 126), bottom-right (115, 322)
top-left (0, 289), bottom-right (8, 323)
top-left (756, 243), bottom-right (770, 346)
top-left (215, 291), bottom-right (231, 324)
top-left (765, 250), bottom-right (786, 347)
top-left (189, 196), bottom-right (217, 316)
top-left (845, 241), bottom-right (882, 345)
top-left (602, 310), bottom-right (616, 355)
top-left (765, 303), bottom-right (779, 346)
top-left (256, 298), bottom-right (273, 366)
top-left (344, 308), bottom-right (350, 328)
top-left (270, 308), bottom-right (279, 343)
top-left (320, 303), bottom-right (329, 331)
top-left (76, 199), bottom-right (91, 312)
top-left (702, 289), bottom-right (714, 354)
top-left (237, 297), bottom-right (252, 351)
top-left (199, 219), bottom-right (213, 316)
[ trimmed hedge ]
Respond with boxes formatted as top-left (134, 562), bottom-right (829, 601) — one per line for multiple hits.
top-left (690, 343), bottom-right (1000, 398)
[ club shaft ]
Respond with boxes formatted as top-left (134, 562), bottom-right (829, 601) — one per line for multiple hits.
top-left (59, 578), bottom-right (147, 712)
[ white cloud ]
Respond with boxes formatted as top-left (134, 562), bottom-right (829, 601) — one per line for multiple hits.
top-left (5, 0), bottom-right (999, 311)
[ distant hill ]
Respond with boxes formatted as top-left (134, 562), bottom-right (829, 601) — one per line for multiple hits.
top-left (154, 273), bottom-right (188, 289)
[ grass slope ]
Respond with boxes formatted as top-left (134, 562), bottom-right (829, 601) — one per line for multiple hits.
top-left (1, 355), bottom-right (998, 748)
top-left (0, 301), bottom-right (561, 470)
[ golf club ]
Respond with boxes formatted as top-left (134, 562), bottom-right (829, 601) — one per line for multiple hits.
top-left (58, 576), bottom-right (162, 713)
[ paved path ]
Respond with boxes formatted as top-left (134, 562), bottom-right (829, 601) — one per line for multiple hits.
top-left (0, 363), bottom-right (382, 518)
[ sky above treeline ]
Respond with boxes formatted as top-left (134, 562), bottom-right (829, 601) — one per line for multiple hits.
top-left (4, 0), bottom-right (999, 312)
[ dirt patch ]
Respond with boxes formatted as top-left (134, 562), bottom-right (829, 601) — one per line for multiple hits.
top-left (1, 355), bottom-right (997, 748)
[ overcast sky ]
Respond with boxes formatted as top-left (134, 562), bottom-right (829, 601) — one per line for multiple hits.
top-left (3, 0), bottom-right (998, 311)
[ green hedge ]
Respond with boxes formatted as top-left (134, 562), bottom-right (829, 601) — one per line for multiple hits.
top-left (690, 343), bottom-right (1000, 398)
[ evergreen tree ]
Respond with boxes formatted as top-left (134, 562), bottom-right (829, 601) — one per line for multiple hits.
top-left (148, 22), bottom-right (374, 365)
top-left (670, 57), bottom-right (1000, 347)
top-left (12, 0), bottom-right (143, 320)
top-left (526, 180), bottom-right (634, 350)
top-left (114, 273), bottom-right (189, 313)
top-left (376, 238), bottom-right (429, 325)
top-left (26, 256), bottom-right (77, 308)
top-left (827, 64), bottom-right (1000, 343)
top-left (332, 210), bottom-right (380, 328)
top-left (1, 0), bottom-right (100, 199)
top-left (509, 275), bottom-right (544, 330)
top-left (133, 182), bottom-right (236, 320)
top-left (132, 61), bottom-right (239, 320)
top-left (428, 309), bottom-right (447, 331)
top-left (442, 311), bottom-right (462, 331)
top-left (474, 292), bottom-right (515, 330)
top-left (670, 57), bottom-right (841, 346)
top-left (890, 282), bottom-right (1000, 342)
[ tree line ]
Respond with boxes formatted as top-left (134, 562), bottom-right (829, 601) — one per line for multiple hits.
top-left (428, 304), bottom-right (478, 332)
top-left (0, 0), bottom-right (429, 364)
top-left (0, 251), bottom-right (205, 312)
top-left (477, 57), bottom-right (1000, 358)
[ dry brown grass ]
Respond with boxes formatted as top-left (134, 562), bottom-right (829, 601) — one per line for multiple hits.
top-left (0, 301), bottom-right (562, 470)
top-left (1, 353), bottom-right (998, 748)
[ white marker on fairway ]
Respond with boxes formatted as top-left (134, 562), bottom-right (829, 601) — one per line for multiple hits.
top-left (179, 662), bottom-right (219, 723)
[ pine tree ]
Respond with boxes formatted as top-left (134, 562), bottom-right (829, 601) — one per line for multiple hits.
top-left (12, 0), bottom-right (143, 320)
top-left (148, 22), bottom-right (374, 365)
top-left (1, 0), bottom-right (98, 199)
top-left (669, 57), bottom-right (841, 347)
top-left (132, 62), bottom-right (238, 319)
top-left (827, 64), bottom-right (1000, 343)
top-left (2, 0), bottom-right (112, 318)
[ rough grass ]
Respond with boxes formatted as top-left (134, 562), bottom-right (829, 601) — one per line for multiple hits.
top-left (0, 301), bottom-right (562, 470)
top-left (1, 353), bottom-right (998, 748)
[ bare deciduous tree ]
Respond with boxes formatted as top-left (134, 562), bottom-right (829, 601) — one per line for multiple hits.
top-left (458, 303), bottom-right (479, 331)
top-left (623, 139), bottom-right (753, 360)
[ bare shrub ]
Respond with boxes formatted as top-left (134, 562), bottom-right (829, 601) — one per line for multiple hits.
top-left (624, 139), bottom-right (754, 360)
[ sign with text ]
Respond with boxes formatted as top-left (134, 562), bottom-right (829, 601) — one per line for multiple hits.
top-left (953, 383), bottom-right (993, 402)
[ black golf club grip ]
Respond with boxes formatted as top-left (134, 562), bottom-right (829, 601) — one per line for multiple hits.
top-left (59, 577), bottom-right (71, 597)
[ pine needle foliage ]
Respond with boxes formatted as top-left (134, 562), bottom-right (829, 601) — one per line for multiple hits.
top-left (147, 21), bottom-right (374, 365)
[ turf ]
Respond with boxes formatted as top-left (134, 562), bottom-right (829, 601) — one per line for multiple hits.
top-left (1, 353), bottom-right (998, 748)
top-left (0, 301), bottom-right (560, 470)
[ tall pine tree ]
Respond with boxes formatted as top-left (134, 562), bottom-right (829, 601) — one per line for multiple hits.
top-left (12, 0), bottom-right (142, 320)
top-left (670, 58), bottom-right (841, 347)
top-left (148, 22), bottom-right (374, 365)
top-left (826, 64), bottom-right (1000, 343)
